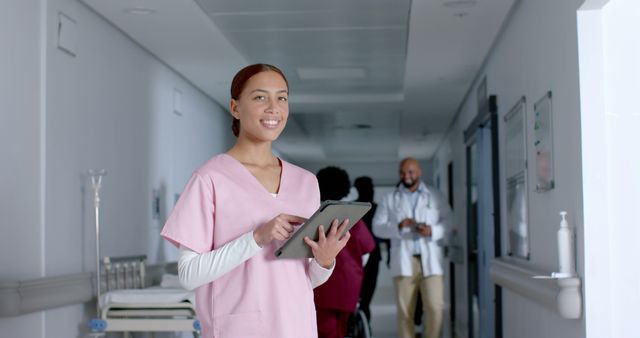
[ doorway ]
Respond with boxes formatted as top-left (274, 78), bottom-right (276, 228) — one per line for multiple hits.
top-left (464, 94), bottom-right (502, 338)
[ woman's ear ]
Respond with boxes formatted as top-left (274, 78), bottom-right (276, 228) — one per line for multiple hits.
top-left (229, 99), bottom-right (240, 119)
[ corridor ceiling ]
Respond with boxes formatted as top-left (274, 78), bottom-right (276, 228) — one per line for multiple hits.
top-left (81, 0), bottom-right (514, 173)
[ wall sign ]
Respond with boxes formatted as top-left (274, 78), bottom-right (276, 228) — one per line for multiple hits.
top-left (533, 91), bottom-right (555, 192)
top-left (504, 97), bottom-right (529, 259)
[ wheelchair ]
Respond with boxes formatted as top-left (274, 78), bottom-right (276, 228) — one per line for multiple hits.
top-left (345, 304), bottom-right (372, 338)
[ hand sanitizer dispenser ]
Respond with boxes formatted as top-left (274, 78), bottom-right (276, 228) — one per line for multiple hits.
top-left (554, 211), bottom-right (575, 278)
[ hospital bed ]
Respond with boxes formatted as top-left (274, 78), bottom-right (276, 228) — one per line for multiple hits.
top-left (88, 255), bottom-right (200, 337)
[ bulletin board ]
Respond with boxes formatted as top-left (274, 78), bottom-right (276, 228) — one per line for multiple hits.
top-left (533, 91), bottom-right (555, 192)
top-left (504, 97), bottom-right (530, 259)
top-left (504, 97), bottom-right (527, 179)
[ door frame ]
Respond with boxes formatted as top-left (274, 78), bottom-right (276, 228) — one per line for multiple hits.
top-left (463, 94), bottom-right (502, 338)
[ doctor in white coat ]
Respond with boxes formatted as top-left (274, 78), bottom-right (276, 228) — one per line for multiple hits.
top-left (373, 157), bottom-right (451, 338)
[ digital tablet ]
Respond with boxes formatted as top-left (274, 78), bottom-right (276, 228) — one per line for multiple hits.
top-left (274, 200), bottom-right (372, 259)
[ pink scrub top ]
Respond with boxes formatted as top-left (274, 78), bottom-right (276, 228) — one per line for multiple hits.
top-left (161, 154), bottom-right (321, 338)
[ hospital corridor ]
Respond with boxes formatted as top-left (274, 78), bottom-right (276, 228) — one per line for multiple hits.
top-left (1, 0), bottom-right (639, 337)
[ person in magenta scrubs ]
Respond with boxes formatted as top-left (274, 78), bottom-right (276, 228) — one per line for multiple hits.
top-left (313, 166), bottom-right (375, 338)
top-left (161, 64), bottom-right (350, 338)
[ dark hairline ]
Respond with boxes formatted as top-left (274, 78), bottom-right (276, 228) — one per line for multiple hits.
top-left (230, 64), bottom-right (289, 100)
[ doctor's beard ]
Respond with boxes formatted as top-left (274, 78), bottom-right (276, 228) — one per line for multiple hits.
top-left (401, 178), bottom-right (416, 189)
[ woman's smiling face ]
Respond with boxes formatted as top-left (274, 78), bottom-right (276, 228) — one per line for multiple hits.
top-left (230, 70), bottom-right (289, 143)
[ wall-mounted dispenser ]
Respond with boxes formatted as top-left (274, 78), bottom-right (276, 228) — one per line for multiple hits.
top-left (553, 211), bottom-right (575, 278)
top-left (490, 211), bottom-right (582, 319)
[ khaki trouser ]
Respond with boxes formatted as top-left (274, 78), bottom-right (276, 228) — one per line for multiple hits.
top-left (393, 256), bottom-right (443, 338)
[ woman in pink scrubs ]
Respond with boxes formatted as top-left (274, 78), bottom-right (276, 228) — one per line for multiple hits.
top-left (161, 64), bottom-right (350, 338)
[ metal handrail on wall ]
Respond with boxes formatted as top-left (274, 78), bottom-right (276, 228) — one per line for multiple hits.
top-left (0, 261), bottom-right (176, 318)
top-left (490, 257), bottom-right (582, 319)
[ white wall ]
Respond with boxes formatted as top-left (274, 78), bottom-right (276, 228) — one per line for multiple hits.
top-left (578, 0), bottom-right (640, 337)
top-left (600, 4), bottom-right (640, 336)
top-left (0, 1), bottom-right (45, 337)
top-left (0, 0), bottom-right (44, 282)
top-left (0, 0), bottom-right (233, 336)
top-left (431, 0), bottom-right (587, 337)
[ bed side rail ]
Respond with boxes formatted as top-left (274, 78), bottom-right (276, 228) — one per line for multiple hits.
top-left (102, 255), bottom-right (147, 292)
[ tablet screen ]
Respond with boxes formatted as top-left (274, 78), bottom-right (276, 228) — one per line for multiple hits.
top-left (274, 200), bottom-right (372, 258)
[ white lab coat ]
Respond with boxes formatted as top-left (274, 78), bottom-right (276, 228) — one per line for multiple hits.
top-left (372, 182), bottom-right (451, 277)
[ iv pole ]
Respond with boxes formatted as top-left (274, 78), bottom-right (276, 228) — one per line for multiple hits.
top-left (88, 169), bottom-right (106, 318)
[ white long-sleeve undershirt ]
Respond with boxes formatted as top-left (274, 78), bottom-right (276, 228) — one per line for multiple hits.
top-left (177, 231), bottom-right (334, 291)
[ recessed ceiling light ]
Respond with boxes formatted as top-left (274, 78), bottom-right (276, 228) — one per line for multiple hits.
top-left (335, 123), bottom-right (373, 130)
top-left (443, 0), bottom-right (477, 9)
top-left (123, 7), bottom-right (156, 15)
top-left (296, 67), bottom-right (366, 80)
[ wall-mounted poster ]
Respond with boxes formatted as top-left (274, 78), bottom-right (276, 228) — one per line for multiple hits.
top-left (504, 97), bottom-right (529, 259)
top-left (506, 173), bottom-right (529, 258)
top-left (533, 91), bottom-right (555, 192)
top-left (505, 97), bottom-right (527, 179)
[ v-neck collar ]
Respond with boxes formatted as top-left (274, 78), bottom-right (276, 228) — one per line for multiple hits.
top-left (221, 153), bottom-right (285, 197)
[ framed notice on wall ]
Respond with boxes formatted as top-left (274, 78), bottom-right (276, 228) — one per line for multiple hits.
top-left (533, 91), bottom-right (555, 192)
top-left (504, 97), bottom-right (530, 259)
